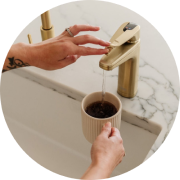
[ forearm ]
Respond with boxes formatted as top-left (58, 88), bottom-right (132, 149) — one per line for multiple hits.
top-left (2, 43), bottom-right (32, 73)
top-left (81, 162), bottom-right (113, 179)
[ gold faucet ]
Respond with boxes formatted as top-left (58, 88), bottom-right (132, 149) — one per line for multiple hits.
top-left (27, 10), bottom-right (55, 43)
top-left (99, 22), bottom-right (140, 98)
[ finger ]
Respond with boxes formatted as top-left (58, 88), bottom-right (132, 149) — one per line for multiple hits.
top-left (66, 25), bottom-right (100, 37)
top-left (57, 55), bottom-right (80, 69)
top-left (73, 46), bottom-right (109, 56)
top-left (100, 122), bottom-right (112, 138)
top-left (71, 35), bottom-right (110, 46)
top-left (110, 127), bottom-right (121, 138)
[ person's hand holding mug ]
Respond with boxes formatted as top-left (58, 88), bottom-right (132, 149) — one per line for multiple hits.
top-left (81, 122), bottom-right (125, 179)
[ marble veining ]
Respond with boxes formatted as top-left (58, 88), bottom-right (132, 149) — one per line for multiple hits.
top-left (12, 1), bottom-right (179, 156)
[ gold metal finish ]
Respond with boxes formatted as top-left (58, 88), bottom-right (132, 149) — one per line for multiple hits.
top-left (40, 11), bottom-right (55, 41)
top-left (27, 34), bottom-right (33, 44)
top-left (27, 10), bottom-right (55, 42)
top-left (41, 11), bottom-right (52, 30)
top-left (40, 25), bottom-right (55, 41)
top-left (99, 22), bottom-right (140, 98)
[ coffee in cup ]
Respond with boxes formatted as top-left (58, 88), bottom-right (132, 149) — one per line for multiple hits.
top-left (85, 101), bottom-right (117, 118)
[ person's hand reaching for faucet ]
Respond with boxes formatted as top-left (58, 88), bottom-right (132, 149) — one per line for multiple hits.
top-left (81, 122), bottom-right (125, 179)
top-left (2, 24), bottom-right (110, 72)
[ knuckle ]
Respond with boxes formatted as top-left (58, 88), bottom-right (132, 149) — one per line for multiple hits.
top-left (102, 127), bottom-right (109, 132)
top-left (73, 24), bottom-right (78, 29)
top-left (84, 47), bottom-right (92, 54)
top-left (59, 39), bottom-right (66, 43)
top-left (84, 34), bottom-right (91, 40)
top-left (104, 129), bottom-right (109, 133)
top-left (96, 38), bottom-right (101, 43)
top-left (115, 128), bottom-right (121, 135)
top-left (75, 47), bottom-right (81, 54)
top-left (71, 56), bottom-right (76, 62)
top-left (118, 137), bottom-right (123, 144)
top-left (63, 41), bottom-right (71, 49)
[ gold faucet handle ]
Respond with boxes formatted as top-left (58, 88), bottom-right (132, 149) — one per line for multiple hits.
top-left (111, 28), bottom-right (140, 47)
top-left (105, 46), bottom-right (114, 55)
top-left (27, 34), bottom-right (33, 44)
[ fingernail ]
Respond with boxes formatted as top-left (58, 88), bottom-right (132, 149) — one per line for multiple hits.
top-left (105, 122), bottom-right (111, 127)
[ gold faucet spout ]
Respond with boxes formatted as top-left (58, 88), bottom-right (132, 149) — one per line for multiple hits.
top-left (100, 40), bottom-right (140, 70)
top-left (99, 22), bottom-right (140, 98)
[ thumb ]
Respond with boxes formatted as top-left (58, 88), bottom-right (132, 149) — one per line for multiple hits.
top-left (110, 127), bottom-right (121, 138)
top-left (57, 55), bottom-right (80, 69)
top-left (100, 122), bottom-right (112, 138)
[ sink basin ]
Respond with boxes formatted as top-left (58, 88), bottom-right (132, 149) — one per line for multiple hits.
top-left (1, 71), bottom-right (162, 178)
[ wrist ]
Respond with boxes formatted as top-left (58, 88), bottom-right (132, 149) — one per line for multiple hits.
top-left (81, 162), bottom-right (110, 179)
top-left (89, 162), bottom-right (113, 179)
top-left (13, 43), bottom-right (33, 66)
top-left (22, 43), bottom-right (35, 66)
top-left (3, 43), bottom-right (32, 72)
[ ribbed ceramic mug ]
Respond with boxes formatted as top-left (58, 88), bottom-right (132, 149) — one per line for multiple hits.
top-left (81, 91), bottom-right (122, 144)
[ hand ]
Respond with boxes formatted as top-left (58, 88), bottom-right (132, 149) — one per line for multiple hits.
top-left (28, 24), bottom-right (110, 70)
top-left (81, 122), bottom-right (125, 179)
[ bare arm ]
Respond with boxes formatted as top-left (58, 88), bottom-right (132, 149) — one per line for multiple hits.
top-left (2, 25), bottom-right (110, 73)
top-left (80, 164), bottom-right (112, 180)
top-left (2, 43), bottom-right (31, 73)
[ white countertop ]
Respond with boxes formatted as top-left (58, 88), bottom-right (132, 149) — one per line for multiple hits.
top-left (12, 1), bottom-right (179, 155)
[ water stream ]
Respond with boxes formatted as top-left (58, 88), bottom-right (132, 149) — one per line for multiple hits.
top-left (102, 70), bottom-right (106, 104)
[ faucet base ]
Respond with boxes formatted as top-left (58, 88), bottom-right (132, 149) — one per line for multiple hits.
top-left (117, 90), bottom-right (137, 98)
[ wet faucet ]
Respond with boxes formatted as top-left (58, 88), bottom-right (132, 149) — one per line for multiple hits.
top-left (27, 10), bottom-right (55, 43)
top-left (99, 22), bottom-right (140, 98)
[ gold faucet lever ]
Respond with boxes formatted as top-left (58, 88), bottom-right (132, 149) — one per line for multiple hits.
top-left (105, 22), bottom-right (140, 56)
top-left (27, 34), bottom-right (33, 44)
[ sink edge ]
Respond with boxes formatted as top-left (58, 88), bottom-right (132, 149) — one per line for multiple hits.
top-left (12, 68), bottom-right (162, 137)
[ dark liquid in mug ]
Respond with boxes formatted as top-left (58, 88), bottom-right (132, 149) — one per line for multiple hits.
top-left (86, 101), bottom-right (117, 118)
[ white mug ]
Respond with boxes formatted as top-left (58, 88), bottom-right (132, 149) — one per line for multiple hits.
top-left (81, 91), bottom-right (122, 144)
